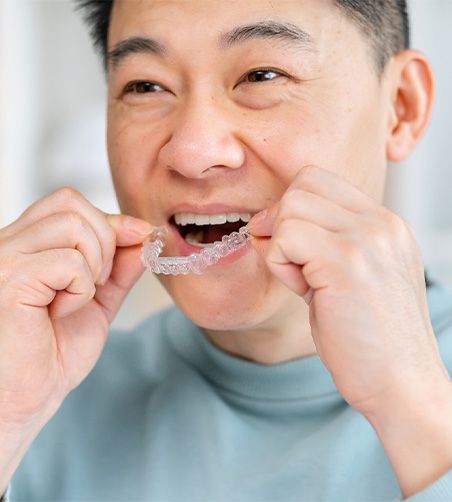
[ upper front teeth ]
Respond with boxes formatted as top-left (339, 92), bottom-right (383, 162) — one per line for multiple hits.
top-left (174, 212), bottom-right (251, 226)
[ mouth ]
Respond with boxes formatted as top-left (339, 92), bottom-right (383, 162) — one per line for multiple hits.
top-left (170, 211), bottom-right (253, 248)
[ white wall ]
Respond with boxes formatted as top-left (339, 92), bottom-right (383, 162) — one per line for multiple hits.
top-left (1, 0), bottom-right (451, 329)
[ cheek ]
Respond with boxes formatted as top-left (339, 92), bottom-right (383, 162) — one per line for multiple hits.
top-left (240, 101), bottom-right (338, 185)
top-left (247, 89), bottom-right (388, 198)
top-left (107, 107), bottom-right (164, 213)
top-left (338, 94), bottom-right (389, 198)
top-left (108, 119), bottom-right (155, 175)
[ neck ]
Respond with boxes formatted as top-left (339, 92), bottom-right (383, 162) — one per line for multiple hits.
top-left (203, 299), bottom-right (316, 365)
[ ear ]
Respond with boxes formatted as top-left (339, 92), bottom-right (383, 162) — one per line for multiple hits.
top-left (386, 50), bottom-right (435, 162)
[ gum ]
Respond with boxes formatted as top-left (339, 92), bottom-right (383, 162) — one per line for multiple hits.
top-left (140, 226), bottom-right (251, 275)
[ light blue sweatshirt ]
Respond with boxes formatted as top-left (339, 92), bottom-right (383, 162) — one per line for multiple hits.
top-left (5, 276), bottom-right (452, 501)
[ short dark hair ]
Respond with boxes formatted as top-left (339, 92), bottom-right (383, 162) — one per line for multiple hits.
top-left (335, 0), bottom-right (410, 72)
top-left (75, 0), bottom-right (410, 73)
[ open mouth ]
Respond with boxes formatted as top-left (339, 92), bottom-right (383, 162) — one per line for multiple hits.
top-left (171, 212), bottom-right (252, 247)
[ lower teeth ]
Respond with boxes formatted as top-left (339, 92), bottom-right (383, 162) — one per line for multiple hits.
top-left (185, 230), bottom-right (209, 247)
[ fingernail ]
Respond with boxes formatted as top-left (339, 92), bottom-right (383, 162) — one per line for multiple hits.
top-left (247, 209), bottom-right (268, 229)
top-left (124, 217), bottom-right (154, 235)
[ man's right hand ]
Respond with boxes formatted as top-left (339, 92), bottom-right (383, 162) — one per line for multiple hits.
top-left (0, 187), bottom-right (152, 429)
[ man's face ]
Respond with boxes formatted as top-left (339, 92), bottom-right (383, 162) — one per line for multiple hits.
top-left (107, 0), bottom-right (392, 331)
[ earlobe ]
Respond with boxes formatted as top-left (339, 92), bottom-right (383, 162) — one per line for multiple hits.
top-left (386, 50), bottom-right (435, 162)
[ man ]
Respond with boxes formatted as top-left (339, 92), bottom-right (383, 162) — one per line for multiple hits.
top-left (1, 0), bottom-right (452, 500)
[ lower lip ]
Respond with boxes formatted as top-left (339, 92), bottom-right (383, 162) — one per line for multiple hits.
top-left (168, 224), bottom-right (251, 268)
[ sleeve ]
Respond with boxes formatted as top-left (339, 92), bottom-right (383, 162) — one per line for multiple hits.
top-left (402, 470), bottom-right (452, 501)
top-left (0, 484), bottom-right (11, 502)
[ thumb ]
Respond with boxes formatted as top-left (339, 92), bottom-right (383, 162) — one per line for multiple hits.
top-left (94, 244), bottom-right (145, 323)
top-left (106, 214), bottom-right (155, 247)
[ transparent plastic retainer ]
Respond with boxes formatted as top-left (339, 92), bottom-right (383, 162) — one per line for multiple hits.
top-left (140, 226), bottom-right (251, 275)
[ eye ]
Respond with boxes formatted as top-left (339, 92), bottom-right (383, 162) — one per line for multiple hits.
top-left (243, 68), bottom-right (285, 83)
top-left (123, 80), bottom-right (165, 94)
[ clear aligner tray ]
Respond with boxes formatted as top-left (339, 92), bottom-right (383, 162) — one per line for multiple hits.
top-left (140, 226), bottom-right (251, 275)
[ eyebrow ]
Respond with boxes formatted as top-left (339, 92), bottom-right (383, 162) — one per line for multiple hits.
top-left (219, 20), bottom-right (315, 51)
top-left (107, 20), bottom-right (315, 70)
top-left (108, 37), bottom-right (166, 68)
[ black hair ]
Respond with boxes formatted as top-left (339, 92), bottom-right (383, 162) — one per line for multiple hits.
top-left (75, 0), bottom-right (410, 73)
top-left (334, 0), bottom-right (410, 72)
top-left (75, 0), bottom-right (113, 70)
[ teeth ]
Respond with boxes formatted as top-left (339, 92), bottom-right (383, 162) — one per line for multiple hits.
top-left (174, 212), bottom-right (252, 226)
top-left (209, 214), bottom-right (227, 225)
top-left (195, 215), bottom-right (210, 225)
top-left (185, 230), bottom-right (209, 247)
top-left (226, 213), bottom-right (240, 223)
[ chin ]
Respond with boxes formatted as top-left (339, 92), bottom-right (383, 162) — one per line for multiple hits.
top-left (158, 256), bottom-right (293, 332)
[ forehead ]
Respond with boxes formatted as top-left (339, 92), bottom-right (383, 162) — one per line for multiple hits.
top-left (107, 0), bottom-right (375, 79)
top-left (109, 0), bottom-right (339, 48)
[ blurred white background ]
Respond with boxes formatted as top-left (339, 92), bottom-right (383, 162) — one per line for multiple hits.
top-left (1, 0), bottom-right (451, 329)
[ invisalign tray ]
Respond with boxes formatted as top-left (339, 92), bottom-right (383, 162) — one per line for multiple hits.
top-left (140, 226), bottom-right (251, 275)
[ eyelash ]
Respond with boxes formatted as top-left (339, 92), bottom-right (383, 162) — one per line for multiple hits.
top-left (123, 81), bottom-right (165, 94)
top-left (123, 68), bottom-right (287, 95)
top-left (240, 68), bottom-right (286, 84)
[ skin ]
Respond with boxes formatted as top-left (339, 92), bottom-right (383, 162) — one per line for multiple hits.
top-left (107, 0), bottom-right (388, 362)
top-left (0, 0), bottom-right (451, 499)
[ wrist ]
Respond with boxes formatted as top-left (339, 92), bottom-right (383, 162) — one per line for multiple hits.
top-left (365, 377), bottom-right (452, 498)
top-left (0, 387), bottom-right (64, 432)
top-left (365, 376), bottom-right (452, 430)
top-left (0, 419), bottom-right (45, 498)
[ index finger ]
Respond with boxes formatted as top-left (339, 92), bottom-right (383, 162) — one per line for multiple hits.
top-left (3, 188), bottom-right (153, 277)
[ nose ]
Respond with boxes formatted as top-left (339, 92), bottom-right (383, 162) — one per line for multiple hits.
top-left (158, 94), bottom-right (245, 179)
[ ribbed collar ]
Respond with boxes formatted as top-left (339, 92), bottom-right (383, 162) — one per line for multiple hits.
top-left (166, 308), bottom-right (340, 402)
top-left (165, 274), bottom-right (446, 403)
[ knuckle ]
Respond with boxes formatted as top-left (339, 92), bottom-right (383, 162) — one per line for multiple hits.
top-left (279, 194), bottom-right (295, 220)
top-left (279, 189), bottom-right (305, 219)
top-left (60, 211), bottom-right (90, 236)
top-left (52, 186), bottom-right (82, 208)
top-left (364, 211), bottom-right (406, 250)
top-left (278, 218), bottom-right (298, 235)
top-left (56, 248), bottom-right (88, 273)
top-left (297, 165), bottom-right (318, 189)
top-left (341, 238), bottom-right (361, 261)
top-left (282, 188), bottom-right (301, 207)
top-left (387, 212), bottom-right (408, 235)
top-left (68, 248), bottom-right (88, 268)
top-left (340, 240), bottom-right (368, 275)
top-left (365, 220), bottom-right (387, 244)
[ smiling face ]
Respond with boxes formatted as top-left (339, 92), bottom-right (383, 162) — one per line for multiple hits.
top-left (106, 0), bottom-right (392, 332)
